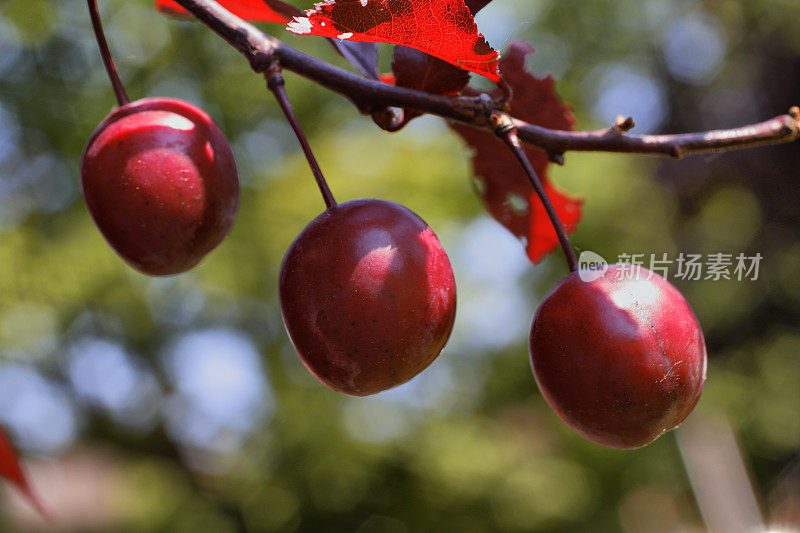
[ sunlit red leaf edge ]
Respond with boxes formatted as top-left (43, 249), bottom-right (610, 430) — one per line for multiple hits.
top-left (388, 0), bottom-right (493, 94)
top-left (287, 0), bottom-right (500, 82)
top-left (0, 427), bottom-right (48, 519)
top-left (450, 41), bottom-right (583, 263)
top-left (155, 0), bottom-right (295, 24)
top-left (384, 0), bottom-right (494, 125)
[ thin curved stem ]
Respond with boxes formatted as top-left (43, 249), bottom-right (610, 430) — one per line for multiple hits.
top-left (266, 65), bottom-right (337, 210)
top-left (87, 0), bottom-right (129, 106)
top-left (495, 115), bottom-right (578, 273)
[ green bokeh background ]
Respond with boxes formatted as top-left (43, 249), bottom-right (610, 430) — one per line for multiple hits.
top-left (0, 0), bottom-right (798, 531)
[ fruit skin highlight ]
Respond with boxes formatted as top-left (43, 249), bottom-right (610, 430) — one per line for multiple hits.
top-left (529, 264), bottom-right (707, 449)
top-left (81, 97), bottom-right (239, 276)
top-left (279, 199), bottom-right (457, 396)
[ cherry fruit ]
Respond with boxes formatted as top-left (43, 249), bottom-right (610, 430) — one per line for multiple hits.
top-left (529, 264), bottom-right (706, 449)
top-left (279, 199), bottom-right (457, 396)
top-left (80, 97), bottom-right (239, 275)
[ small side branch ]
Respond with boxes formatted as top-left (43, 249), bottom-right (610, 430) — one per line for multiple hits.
top-left (172, 0), bottom-right (800, 160)
top-left (514, 112), bottom-right (800, 159)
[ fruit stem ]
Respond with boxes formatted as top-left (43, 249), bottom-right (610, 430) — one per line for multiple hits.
top-left (497, 78), bottom-right (513, 109)
top-left (87, 0), bottom-right (129, 107)
top-left (494, 114), bottom-right (579, 273)
top-left (266, 65), bottom-right (337, 210)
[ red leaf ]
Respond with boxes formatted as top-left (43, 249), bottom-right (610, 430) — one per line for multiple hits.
top-left (0, 427), bottom-right (48, 518)
top-left (393, 47), bottom-right (470, 96)
top-left (155, 0), bottom-right (297, 23)
top-left (450, 42), bottom-right (582, 263)
top-left (390, 46), bottom-right (470, 123)
top-left (528, 181), bottom-right (582, 263)
top-left (287, 0), bottom-right (500, 82)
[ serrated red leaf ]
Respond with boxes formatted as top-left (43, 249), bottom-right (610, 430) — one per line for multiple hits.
top-left (0, 427), bottom-right (48, 518)
top-left (155, 0), bottom-right (296, 23)
top-left (450, 41), bottom-right (582, 263)
top-left (287, 0), bottom-right (500, 82)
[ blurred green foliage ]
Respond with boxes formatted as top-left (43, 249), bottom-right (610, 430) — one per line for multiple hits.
top-left (0, 0), bottom-right (799, 531)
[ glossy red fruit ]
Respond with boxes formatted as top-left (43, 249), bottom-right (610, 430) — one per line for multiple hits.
top-left (279, 199), bottom-right (457, 396)
top-left (529, 264), bottom-right (707, 449)
top-left (81, 97), bottom-right (239, 275)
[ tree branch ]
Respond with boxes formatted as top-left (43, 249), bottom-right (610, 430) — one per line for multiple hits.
top-left (172, 0), bottom-right (800, 160)
top-left (514, 111), bottom-right (800, 159)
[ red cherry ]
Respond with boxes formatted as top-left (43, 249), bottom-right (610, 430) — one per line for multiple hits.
top-left (279, 199), bottom-right (457, 396)
top-left (529, 264), bottom-right (707, 449)
top-left (80, 97), bottom-right (239, 275)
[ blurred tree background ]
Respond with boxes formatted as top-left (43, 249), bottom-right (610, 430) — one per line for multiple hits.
top-left (0, 0), bottom-right (799, 531)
